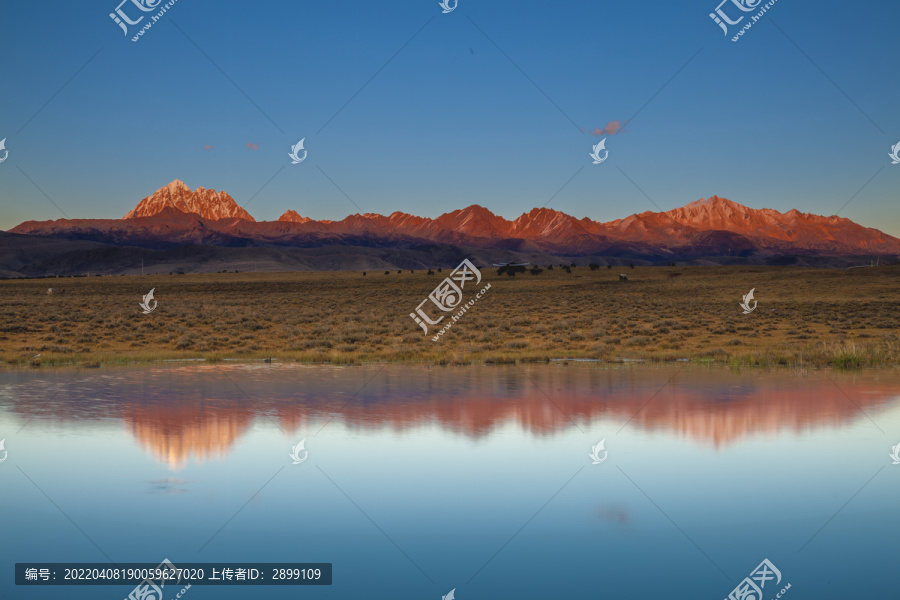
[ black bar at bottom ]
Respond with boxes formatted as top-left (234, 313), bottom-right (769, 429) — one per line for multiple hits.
top-left (15, 563), bottom-right (332, 585)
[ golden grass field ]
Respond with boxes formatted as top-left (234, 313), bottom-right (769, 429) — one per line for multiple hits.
top-left (0, 265), bottom-right (898, 368)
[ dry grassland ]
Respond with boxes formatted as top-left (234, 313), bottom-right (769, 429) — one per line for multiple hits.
top-left (1, 265), bottom-right (898, 368)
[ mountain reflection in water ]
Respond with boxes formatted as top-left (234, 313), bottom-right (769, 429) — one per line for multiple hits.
top-left (1, 364), bottom-right (896, 470)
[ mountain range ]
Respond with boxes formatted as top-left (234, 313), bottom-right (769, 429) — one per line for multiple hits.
top-left (3, 179), bottom-right (898, 275)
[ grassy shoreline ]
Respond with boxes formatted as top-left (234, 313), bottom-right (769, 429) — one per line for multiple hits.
top-left (0, 340), bottom-right (898, 370)
top-left (1, 266), bottom-right (898, 369)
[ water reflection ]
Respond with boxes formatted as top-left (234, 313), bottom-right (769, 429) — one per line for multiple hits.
top-left (1, 365), bottom-right (898, 600)
top-left (0, 364), bottom-right (897, 469)
top-left (125, 405), bottom-right (252, 470)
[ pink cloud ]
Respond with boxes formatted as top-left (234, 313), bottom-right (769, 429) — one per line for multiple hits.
top-left (593, 121), bottom-right (624, 135)
top-left (246, 143), bottom-right (259, 151)
top-left (203, 145), bottom-right (213, 151)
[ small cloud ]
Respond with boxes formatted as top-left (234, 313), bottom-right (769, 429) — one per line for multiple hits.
top-left (203, 145), bottom-right (213, 151)
top-left (246, 143), bottom-right (259, 151)
top-left (593, 120), bottom-right (624, 135)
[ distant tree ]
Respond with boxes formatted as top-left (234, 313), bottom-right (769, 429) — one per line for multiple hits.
top-left (498, 265), bottom-right (528, 276)
top-left (363, 272), bottom-right (367, 276)
top-left (607, 265), bottom-right (612, 270)
top-left (629, 263), bottom-right (634, 269)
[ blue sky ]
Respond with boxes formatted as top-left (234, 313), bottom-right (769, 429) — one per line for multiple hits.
top-left (1, 0), bottom-right (898, 234)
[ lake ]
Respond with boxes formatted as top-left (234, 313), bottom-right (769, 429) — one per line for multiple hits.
top-left (1, 364), bottom-right (898, 599)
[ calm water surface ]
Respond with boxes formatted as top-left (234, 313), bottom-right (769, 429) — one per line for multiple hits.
top-left (1, 364), bottom-right (898, 599)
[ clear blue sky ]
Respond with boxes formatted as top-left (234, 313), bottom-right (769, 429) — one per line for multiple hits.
top-left (1, 0), bottom-right (898, 234)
